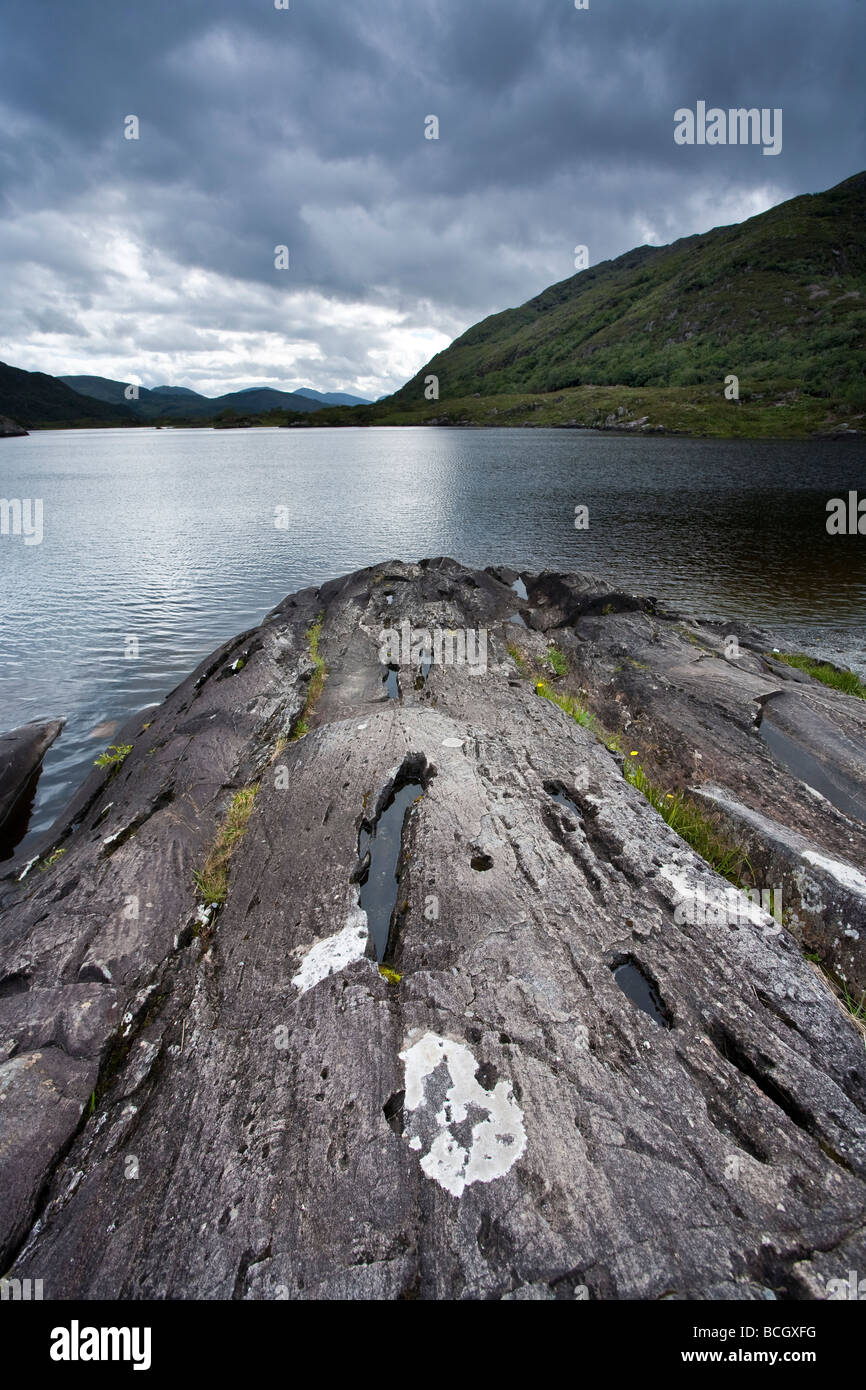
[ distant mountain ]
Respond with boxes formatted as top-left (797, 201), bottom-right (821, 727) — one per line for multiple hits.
top-left (148, 386), bottom-right (204, 399)
top-left (58, 376), bottom-right (195, 411)
top-left (208, 387), bottom-right (321, 416)
top-left (0, 363), bottom-right (135, 427)
top-left (295, 387), bottom-right (371, 406)
top-left (59, 375), bottom-right (323, 420)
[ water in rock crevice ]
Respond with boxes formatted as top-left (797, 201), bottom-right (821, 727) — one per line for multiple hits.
top-left (613, 958), bottom-right (673, 1029)
top-left (357, 766), bottom-right (429, 961)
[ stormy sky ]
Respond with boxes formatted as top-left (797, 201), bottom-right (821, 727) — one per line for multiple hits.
top-left (0, 0), bottom-right (862, 399)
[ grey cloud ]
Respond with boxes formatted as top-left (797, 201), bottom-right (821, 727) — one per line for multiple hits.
top-left (0, 0), bottom-right (862, 395)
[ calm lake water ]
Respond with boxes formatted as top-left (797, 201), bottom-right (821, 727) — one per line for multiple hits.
top-left (2, 426), bottom-right (865, 851)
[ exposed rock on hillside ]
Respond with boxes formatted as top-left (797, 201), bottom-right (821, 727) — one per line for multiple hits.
top-left (1, 560), bottom-right (864, 1300)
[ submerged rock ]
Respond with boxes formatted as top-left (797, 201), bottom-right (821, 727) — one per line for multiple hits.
top-left (0, 718), bottom-right (64, 857)
top-left (0, 560), bottom-right (864, 1300)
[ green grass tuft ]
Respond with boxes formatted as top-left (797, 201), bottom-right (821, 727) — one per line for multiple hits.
top-left (536, 680), bottom-right (596, 727)
top-left (38, 847), bottom-right (67, 872)
top-left (623, 758), bottom-right (752, 884)
top-left (507, 642), bottom-right (528, 676)
top-left (94, 743), bottom-right (132, 769)
top-left (537, 676), bottom-right (751, 884)
top-left (194, 784), bottom-right (260, 906)
top-left (769, 651), bottom-right (866, 700)
top-left (548, 646), bottom-right (568, 677)
top-left (290, 614), bottom-right (326, 739)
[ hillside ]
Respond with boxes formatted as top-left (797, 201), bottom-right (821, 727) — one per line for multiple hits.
top-left (391, 171), bottom-right (865, 412)
top-left (0, 363), bottom-right (135, 427)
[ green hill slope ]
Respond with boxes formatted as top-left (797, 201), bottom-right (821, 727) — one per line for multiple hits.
top-left (374, 171), bottom-right (864, 433)
top-left (0, 363), bottom-right (135, 427)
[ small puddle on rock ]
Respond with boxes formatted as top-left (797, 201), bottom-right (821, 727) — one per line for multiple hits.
top-left (357, 764), bottom-right (430, 961)
top-left (547, 789), bottom-right (583, 817)
top-left (414, 652), bottom-right (433, 690)
top-left (612, 958), bottom-right (672, 1029)
top-left (508, 611), bottom-right (527, 628)
top-left (544, 778), bottom-right (586, 817)
top-left (382, 664), bottom-right (400, 699)
top-left (511, 577), bottom-right (529, 602)
top-left (759, 720), bottom-right (866, 825)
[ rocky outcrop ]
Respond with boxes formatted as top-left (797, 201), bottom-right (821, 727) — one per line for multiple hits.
top-left (0, 415), bottom-right (28, 437)
top-left (0, 718), bottom-right (65, 857)
top-left (0, 560), bottom-right (864, 1300)
top-left (517, 568), bottom-right (866, 993)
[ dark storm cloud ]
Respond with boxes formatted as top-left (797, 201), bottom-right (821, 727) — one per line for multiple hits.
top-left (0, 0), bottom-right (863, 395)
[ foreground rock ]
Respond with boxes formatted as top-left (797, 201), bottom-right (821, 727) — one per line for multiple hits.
top-left (0, 415), bottom-right (28, 437)
top-left (515, 568), bottom-right (866, 995)
top-left (0, 718), bottom-right (64, 856)
top-left (1, 560), bottom-right (864, 1300)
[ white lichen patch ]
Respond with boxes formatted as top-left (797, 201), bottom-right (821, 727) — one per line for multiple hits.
top-left (802, 851), bottom-right (866, 898)
top-left (399, 1030), bottom-right (526, 1198)
top-left (291, 907), bottom-right (369, 994)
top-left (660, 865), bottom-right (775, 933)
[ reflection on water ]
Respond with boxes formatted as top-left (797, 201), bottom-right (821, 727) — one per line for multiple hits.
top-left (1, 426), bottom-right (864, 846)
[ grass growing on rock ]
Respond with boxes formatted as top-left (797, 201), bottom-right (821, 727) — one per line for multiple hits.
top-left (194, 785), bottom-right (260, 906)
top-left (840, 981), bottom-right (866, 1026)
top-left (623, 757), bottom-right (752, 885)
top-left (536, 679), bottom-right (622, 749)
top-left (536, 680), bottom-right (597, 728)
top-left (94, 743), bottom-right (132, 770)
top-left (537, 653), bottom-right (752, 883)
top-left (548, 646), bottom-right (568, 677)
top-left (290, 613), bottom-right (326, 739)
top-left (38, 847), bottom-right (67, 872)
top-left (806, 956), bottom-right (866, 1035)
top-left (770, 651), bottom-right (866, 700)
top-left (507, 642), bottom-right (529, 676)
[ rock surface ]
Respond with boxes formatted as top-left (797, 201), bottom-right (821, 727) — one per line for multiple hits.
top-left (516, 569), bottom-right (866, 993)
top-left (0, 718), bottom-right (65, 856)
top-left (0, 415), bottom-right (28, 437)
top-left (1, 559), bottom-right (864, 1300)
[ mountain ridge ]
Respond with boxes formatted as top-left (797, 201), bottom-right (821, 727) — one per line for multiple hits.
top-left (0, 363), bottom-right (137, 428)
top-left (386, 170), bottom-right (865, 410)
top-left (58, 376), bottom-right (326, 420)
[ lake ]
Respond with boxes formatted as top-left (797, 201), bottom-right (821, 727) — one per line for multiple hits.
top-left (1, 425), bottom-right (865, 852)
